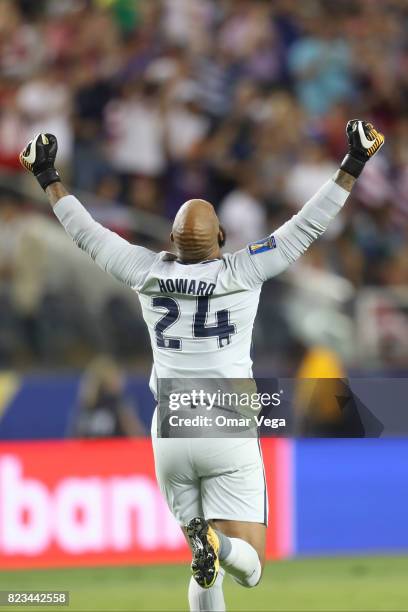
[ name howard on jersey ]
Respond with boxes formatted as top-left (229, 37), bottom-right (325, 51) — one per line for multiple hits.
top-left (158, 278), bottom-right (216, 296)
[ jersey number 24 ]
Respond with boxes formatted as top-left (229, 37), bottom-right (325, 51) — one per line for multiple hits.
top-left (152, 295), bottom-right (236, 349)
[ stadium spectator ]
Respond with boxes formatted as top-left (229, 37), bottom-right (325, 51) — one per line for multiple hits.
top-left (218, 163), bottom-right (267, 251)
top-left (283, 142), bottom-right (338, 209)
top-left (16, 66), bottom-right (73, 169)
top-left (69, 355), bottom-right (145, 438)
top-left (287, 17), bottom-right (354, 117)
top-left (105, 78), bottom-right (166, 179)
top-left (0, 0), bottom-right (407, 369)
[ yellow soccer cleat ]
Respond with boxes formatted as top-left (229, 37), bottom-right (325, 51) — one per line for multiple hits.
top-left (185, 517), bottom-right (220, 589)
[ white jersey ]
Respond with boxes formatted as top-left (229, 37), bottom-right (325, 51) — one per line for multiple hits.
top-left (138, 253), bottom-right (262, 386)
top-left (54, 179), bottom-right (349, 391)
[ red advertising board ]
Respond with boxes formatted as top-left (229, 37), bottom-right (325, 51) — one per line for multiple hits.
top-left (0, 438), bottom-right (292, 569)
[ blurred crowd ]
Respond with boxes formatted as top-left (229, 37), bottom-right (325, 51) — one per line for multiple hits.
top-left (1, 0), bottom-right (408, 369)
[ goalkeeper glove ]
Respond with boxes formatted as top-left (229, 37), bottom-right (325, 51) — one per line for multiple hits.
top-left (340, 119), bottom-right (384, 178)
top-left (19, 133), bottom-right (60, 190)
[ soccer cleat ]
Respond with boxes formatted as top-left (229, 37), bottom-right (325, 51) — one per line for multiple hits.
top-left (185, 517), bottom-right (220, 589)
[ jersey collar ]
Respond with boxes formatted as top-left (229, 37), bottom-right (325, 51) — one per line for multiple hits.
top-left (176, 258), bottom-right (221, 265)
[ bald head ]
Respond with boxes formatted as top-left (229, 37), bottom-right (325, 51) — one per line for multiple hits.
top-left (171, 199), bottom-right (225, 263)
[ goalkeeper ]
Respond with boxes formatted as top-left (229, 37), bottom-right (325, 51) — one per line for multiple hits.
top-left (20, 120), bottom-right (384, 612)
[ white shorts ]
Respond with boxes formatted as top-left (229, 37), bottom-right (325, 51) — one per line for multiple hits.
top-left (151, 409), bottom-right (268, 526)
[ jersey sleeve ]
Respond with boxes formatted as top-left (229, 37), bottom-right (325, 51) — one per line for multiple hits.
top-left (229, 178), bottom-right (349, 288)
top-left (53, 195), bottom-right (157, 289)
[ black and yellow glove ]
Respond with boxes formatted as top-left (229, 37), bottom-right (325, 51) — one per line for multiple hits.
top-left (340, 119), bottom-right (385, 178)
top-left (19, 133), bottom-right (60, 191)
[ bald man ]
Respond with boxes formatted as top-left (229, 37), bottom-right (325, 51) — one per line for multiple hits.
top-left (20, 121), bottom-right (384, 612)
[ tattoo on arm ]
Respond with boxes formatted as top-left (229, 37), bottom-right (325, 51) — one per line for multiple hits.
top-left (45, 182), bottom-right (70, 208)
top-left (333, 169), bottom-right (356, 193)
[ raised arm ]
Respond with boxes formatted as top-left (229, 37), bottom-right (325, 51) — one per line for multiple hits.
top-left (231, 119), bottom-right (385, 286)
top-left (19, 134), bottom-right (157, 289)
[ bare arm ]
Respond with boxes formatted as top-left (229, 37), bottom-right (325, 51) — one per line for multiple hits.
top-left (46, 181), bottom-right (70, 207)
top-left (333, 169), bottom-right (356, 193)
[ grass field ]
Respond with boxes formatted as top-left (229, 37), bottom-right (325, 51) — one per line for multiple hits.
top-left (0, 556), bottom-right (407, 611)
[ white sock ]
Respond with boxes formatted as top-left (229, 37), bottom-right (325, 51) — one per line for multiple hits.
top-left (188, 568), bottom-right (225, 611)
top-left (219, 536), bottom-right (261, 588)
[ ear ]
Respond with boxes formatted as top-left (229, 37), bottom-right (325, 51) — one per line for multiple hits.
top-left (218, 226), bottom-right (226, 248)
top-left (170, 232), bottom-right (174, 243)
